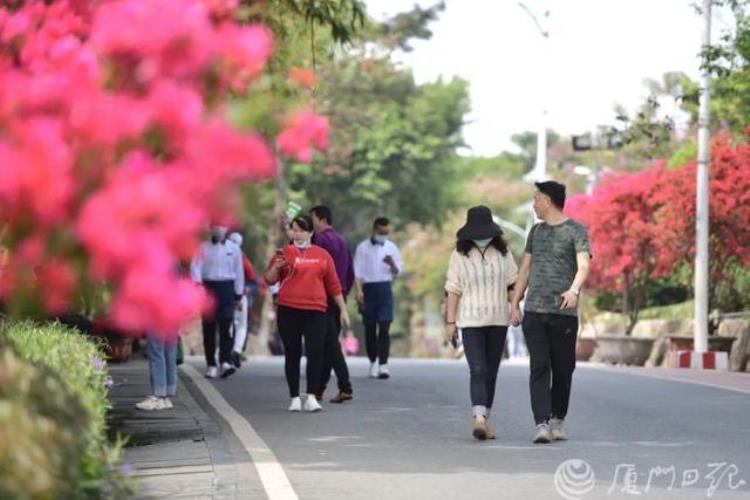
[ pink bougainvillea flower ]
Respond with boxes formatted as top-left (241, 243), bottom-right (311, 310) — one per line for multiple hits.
top-left (37, 260), bottom-right (76, 314)
top-left (147, 80), bottom-right (204, 145)
top-left (69, 93), bottom-right (150, 147)
top-left (0, 118), bottom-right (74, 228)
top-left (90, 0), bottom-right (214, 80)
top-left (0, 0), bottom-right (297, 336)
top-left (201, 0), bottom-right (240, 18)
top-left (276, 109), bottom-right (330, 163)
top-left (185, 118), bottom-right (275, 185)
top-left (217, 23), bottom-right (272, 75)
top-left (110, 268), bottom-right (209, 337)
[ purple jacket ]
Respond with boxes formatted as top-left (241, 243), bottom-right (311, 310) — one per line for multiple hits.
top-left (312, 227), bottom-right (355, 297)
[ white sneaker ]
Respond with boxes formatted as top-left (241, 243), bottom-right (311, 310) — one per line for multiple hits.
top-left (205, 366), bottom-right (218, 379)
top-left (288, 397), bottom-right (302, 412)
top-left (136, 396), bottom-right (168, 411)
top-left (550, 418), bottom-right (568, 441)
top-left (533, 422), bottom-right (553, 444)
top-left (378, 364), bottom-right (390, 380)
top-left (369, 362), bottom-right (379, 378)
top-left (304, 395), bottom-right (322, 412)
top-left (162, 398), bottom-right (174, 409)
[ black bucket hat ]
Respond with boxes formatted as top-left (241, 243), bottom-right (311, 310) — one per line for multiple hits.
top-left (456, 205), bottom-right (502, 240)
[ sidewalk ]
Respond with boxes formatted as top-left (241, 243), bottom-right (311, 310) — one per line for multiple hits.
top-left (580, 362), bottom-right (750, 394)
top-left (107, 357), bottom-right (261, 499)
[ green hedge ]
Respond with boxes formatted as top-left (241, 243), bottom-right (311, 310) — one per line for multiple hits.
top-left (0, 320), bottom-right (132, 499)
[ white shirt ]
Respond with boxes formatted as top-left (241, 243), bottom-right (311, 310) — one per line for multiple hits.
top-left (190, 240), bottom-right (245, 296)
top-left (354, 238), bottom-right (403, 284)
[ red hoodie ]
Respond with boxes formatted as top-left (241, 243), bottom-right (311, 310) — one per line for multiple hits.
top-left (265, 244), bottom-right (342, 312)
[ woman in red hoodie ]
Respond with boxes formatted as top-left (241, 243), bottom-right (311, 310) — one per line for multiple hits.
top-left (264, 214), bottom-right (351, 412)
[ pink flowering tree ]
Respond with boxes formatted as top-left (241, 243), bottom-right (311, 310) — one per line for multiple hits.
top-left (0, 0), bottom-right (329, 337)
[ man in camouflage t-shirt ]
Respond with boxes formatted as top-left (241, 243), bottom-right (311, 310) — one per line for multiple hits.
top-left (510, 181), bottom-right (591, 444)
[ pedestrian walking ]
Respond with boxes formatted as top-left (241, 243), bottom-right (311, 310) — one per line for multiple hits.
top-left (310, 205), bottom-right (355, 404)
top-left (191, 225), bottom-right (245, 379)
top-left (263, 215), bottom-right (351, 413)
top-left (510, 181), bottom-right (591, 444)
top-left (228, 232), bottom-right (259, 368)
top-left (444, 206), bottom-right (518, 440)
top-left (353, 217), bottom-right (403, 379)
top-left (135, 333), bottom-right (178, 411)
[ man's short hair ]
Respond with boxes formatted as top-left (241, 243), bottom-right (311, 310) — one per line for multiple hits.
top-left (310, 205), bottom-right (333, 224)
top-left (535, 181), bottom-right (566, 210)
top-left (373, 216), bottom-right (390, 229)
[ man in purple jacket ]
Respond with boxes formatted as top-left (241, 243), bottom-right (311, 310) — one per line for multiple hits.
top-left (310, 205), bottom-right (355, 403)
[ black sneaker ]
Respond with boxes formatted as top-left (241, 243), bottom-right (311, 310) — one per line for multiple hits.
top-left (220, 362), bottom-right (236, 379)
top-left (231, 351), bottom-right (242, 369)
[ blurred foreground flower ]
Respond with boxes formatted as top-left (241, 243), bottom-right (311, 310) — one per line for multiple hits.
top-left (0, 0), bottom-right (328, 339)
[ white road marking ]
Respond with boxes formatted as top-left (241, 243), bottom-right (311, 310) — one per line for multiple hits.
top-left (181, 364), bottom-right (298, 500)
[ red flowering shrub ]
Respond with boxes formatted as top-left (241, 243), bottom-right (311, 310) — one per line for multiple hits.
top-left (566, 138), bottom-right (750, 325)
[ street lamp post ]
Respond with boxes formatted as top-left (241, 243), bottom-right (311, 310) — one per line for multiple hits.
top-left (519, 2), bottom-right (550, 185)
top-left (694, 0), bottom-right (712, 354)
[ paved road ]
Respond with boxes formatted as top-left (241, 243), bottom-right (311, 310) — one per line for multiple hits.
top-left (185, 357), bottom-right (750, 500)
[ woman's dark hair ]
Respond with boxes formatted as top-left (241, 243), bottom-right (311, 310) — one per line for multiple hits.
top-left (456, 235), bottom-right (508, 256)
top-left (291, 214), bottom-right (314, 232)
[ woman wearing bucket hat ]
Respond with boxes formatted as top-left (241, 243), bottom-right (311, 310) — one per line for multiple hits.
top-left (444, 206), bottom-right (518, 440)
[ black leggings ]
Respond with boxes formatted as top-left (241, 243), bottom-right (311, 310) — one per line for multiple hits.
top-left (277, 305), bottom-right (326, 398)
top-left (462, 326), bottom-right (508, 415)
top-left (364, 321), bottom-right (391, 364)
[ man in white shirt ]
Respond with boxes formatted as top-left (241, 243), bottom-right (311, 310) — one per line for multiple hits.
top-left (191, 226), bottom-right (244, 379)
top-left (353, 217), bottom-right (403, 379)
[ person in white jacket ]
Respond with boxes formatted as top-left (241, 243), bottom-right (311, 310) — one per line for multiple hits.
top-left (191, 226), bottom-right (244, 379)
top-left (444, 206), bottom-right (518, 441)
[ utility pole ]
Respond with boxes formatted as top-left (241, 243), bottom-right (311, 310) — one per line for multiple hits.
top-left (694, 0), bottom-right (712, 354)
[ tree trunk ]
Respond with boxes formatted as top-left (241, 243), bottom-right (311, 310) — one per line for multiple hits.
top-left (249, 155), bottom-right (286, 356)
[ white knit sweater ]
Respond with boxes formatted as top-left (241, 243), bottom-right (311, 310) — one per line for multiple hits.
top-left (444, 246), bottom-right (518, 328)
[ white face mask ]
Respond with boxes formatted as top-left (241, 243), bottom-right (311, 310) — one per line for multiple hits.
top-left (373, 234), bottom-right (388, 244)
top-left (294, 238), bottom-right (311, 249)
top-left (473, 238), bottom-right (492, 247)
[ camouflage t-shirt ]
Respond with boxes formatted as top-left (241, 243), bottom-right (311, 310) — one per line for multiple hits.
top-left (524, 219), bottom-right (591, 317)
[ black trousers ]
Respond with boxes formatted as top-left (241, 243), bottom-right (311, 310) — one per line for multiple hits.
top-left (462, 326), bottom-right (508, 414)
top-left (364, 321), bottom-right (390, 364)
top-left (522, 312), bottom-right (578, 424)
top-left (319, 301), bottom-right (353, 394)
top-left (202, 280), bottom-right (235, 367)
top-left (277, 305), bottom-right (326, 398)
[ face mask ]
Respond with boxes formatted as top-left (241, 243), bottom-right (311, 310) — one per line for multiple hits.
top-left (373, 234), bottom-right (388, 244)
top-left (294, 238), bottom-right (311, 249)
top-left (473, 238), bottom-right (492, 247)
